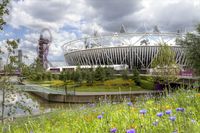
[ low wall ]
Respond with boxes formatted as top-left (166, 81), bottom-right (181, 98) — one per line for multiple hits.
top-left (31, 91), bottom-right (163, 103)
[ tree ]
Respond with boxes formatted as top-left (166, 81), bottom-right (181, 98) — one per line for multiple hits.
top-left (104, 67), bottom-right (114, 80)
top-left (152, 43), bottom-right (180, 88)
top-left (0, 1), bottom-right (33, 123)
top-left (0, 40), bottom-right (32, 123)
top-left (46, 71), bottom-right (52, 81)
top-left (0, 0), bottom-right (9, 30)
top-left (178, 24), bottom-right (200, 74)
top-left (73, 68), bottom-right (82, 85)
top-left (86, 68), bottom-right (95, 86)
top-left (122, 69), bottom-right (129, 80)
top-left (132, 67), bottom-right (141, 86)
top-left (94, 66), bottom-right (105, 82)
top-left (59, 71), bottom-right (70, 98)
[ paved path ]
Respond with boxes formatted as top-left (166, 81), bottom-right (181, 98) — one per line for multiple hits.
top-left (75, 91), bottom-right (161, 96)
top-left (15, 84), bottom-right (161, 96)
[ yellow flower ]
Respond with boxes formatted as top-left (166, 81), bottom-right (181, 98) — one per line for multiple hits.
top-left (131, 124), bottom-right (137, 129)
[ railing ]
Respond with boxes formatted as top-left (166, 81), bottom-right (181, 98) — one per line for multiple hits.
top-left (14, 85), bottom-right (75, 95)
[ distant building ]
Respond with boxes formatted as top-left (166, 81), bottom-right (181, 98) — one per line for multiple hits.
top-left (47, 64), bottom-right (128, 73)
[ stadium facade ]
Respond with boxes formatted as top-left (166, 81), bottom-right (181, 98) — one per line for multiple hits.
top-left (63, 32), bottom-right (187, 70)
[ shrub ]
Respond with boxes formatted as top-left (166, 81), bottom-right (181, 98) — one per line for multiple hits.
top-left (95, 66), bottom-right (106, 82)
top-left (140, 80), bottom-right (154, 90)
top-left (133, 68), bottom-right (141, 86)
top-left (122, 69), bottom-right (129, 80)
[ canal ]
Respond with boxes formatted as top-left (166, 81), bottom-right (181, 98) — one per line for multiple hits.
top-left (0, 90), bottom-right (80, 118)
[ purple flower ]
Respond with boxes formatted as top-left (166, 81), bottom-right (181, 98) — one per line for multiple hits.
top-left (169, 116), bottom-right (176, 122)
top-left (126, 129), bottom-right (135, 133)
top-left (139, 109), bottom-right (147, 114)
top-left (97, 115), bottom-right (103, 119)
top-left (176, 108), bottom-right (185, 112)
top-left (127, 102), bottom-right (133, 106)
top-left (165, 110), bottom-right (172, 115)
top-left (191, 119), bottom-right (196, 123)
top-left (153, 121), bottom-right (159, 126)
top-left (157, 112), bottom-right (164, 117)
top-left (89, 103), bottom-right (95, 107)
top-left (110, 128), bottom-right (117, 133)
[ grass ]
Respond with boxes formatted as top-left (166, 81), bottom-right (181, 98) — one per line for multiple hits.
top-left (1, 89), bottom-right (199, 133)
top-left (27, 78), bottom-right (154, 92)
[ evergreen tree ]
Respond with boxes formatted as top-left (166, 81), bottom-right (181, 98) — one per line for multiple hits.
top-left (86, 69), bottom-right (95, 86)
top-left (133, 67), bottom-right (141, 86)
top-left (95, 66), bottom-right (105, 82)
top-left (122, 69), bottom-right (129, 80)
top-left (46, 72), bottom-right (52, 81)
top-left (73, 68), bottom-right (82, 85)
top-left (104, 67), bottom-right (114, 80)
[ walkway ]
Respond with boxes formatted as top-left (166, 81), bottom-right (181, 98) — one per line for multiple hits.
top-left (14, 84), bottom-right (163, 103)
top-left (15, 84), bottom-right (160, 96)
top-left (75, 91), bottom-right (160, 96)
top-left (15, 84), bottom-right (74, 95)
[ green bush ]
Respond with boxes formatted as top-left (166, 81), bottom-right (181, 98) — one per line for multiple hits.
top-left (140, 80), bottom-right (154, 90)
top-left (133, 68), bottom-right (141, 86)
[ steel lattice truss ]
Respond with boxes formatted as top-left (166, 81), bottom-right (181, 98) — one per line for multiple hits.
top-left (63, 32), bottom-right (187, 69)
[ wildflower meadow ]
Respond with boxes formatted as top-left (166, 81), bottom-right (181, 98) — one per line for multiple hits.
top-left (1, 89), bottom-right (199, 133)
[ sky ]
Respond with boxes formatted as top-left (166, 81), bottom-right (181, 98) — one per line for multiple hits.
top-left (0, 0), bottom-right (200, 65)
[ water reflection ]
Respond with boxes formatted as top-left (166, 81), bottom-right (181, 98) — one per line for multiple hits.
top-left (0, 91), bottom-right (80, 118)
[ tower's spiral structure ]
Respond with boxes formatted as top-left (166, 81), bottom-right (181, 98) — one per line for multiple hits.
top-left (38, 28), bottom-right (52, 69)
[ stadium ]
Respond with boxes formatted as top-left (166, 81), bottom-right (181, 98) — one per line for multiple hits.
top-left (63, 31), bottom-right (187, 72)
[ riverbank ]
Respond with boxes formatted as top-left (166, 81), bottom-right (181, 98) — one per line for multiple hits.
top-left (1, 89), bottom-right (199, 133)
top-left (26, 78), bottom-right (154, 92)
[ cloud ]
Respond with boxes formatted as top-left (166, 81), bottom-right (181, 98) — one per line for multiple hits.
top-left (2, 0), bottom-right (200, 65)
top-left (137, 0), bottom-right (200, 32)
top-left (17, 30), bottom-right (77, 64)
top-left (86, 0), bottom-right (142, 32)
top-left (6, 0), bottom-right (86, 31)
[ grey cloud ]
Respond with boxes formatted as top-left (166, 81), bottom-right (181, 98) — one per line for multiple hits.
top-left (23, 1), bottom-right (70, 22)
top-left (86, 0), bottom-right (200, 33)
top-left (150, 2), bottom-right (200, 32)
top-left (86, 0), bottom-right (142, 32)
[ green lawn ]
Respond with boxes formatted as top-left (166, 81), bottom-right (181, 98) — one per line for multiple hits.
top-left (68, 85), bottom-right (144, 92)
top-left (26, 78), bottom-right (154, 92)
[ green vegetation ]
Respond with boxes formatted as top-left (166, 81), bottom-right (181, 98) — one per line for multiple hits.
top-left (132, 68), bottom-right (141, 86)
top-left (151, 43), bottom-right (180, 88)
top-left (179, 24), bottom-right (200, 74)
top-left (23, 63), bottom-right (155, 92)
top-left (122, 69), bottom-right (129, 80)
top-left (0, 0), bottom-right (9, 30)
top-left (28, 78), bottom-right (154, 92)
top-left (1, 89), bottom-right (199, 132)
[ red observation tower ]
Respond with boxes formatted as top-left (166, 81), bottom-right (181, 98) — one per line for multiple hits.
top-left (38, 28), bottom-right (52, 69)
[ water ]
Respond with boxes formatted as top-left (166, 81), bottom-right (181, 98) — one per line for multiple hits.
top-left (0, 90), bottom-right (80, 119)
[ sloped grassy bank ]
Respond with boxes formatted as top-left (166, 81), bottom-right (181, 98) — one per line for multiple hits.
top-left (1, 89), bottom-right (199, 133)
